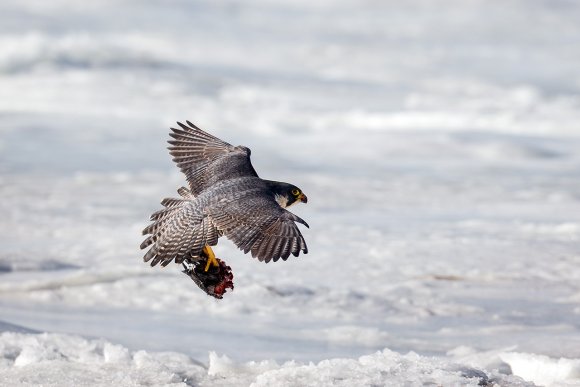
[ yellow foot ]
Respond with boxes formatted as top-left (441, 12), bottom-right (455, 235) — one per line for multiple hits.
top-left (203, 245), bottom-right (220, 272)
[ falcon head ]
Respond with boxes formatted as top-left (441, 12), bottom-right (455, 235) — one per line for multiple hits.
top-left (267, 181), bottom-right (308, 208)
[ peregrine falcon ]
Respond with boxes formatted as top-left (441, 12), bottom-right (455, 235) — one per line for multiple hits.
top-left (140, 121), bottom-right (309, 274)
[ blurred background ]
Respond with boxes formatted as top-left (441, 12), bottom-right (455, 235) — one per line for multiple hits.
top-left (1, 0), bottom-right (579, 364)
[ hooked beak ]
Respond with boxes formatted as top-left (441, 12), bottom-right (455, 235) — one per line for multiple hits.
top-left (298, 193), bottom-right (308, 204)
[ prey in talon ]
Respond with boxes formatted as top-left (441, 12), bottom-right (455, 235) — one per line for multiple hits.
top-left (182, 248), bottom-right (234, 299)
top-left (140, 121), bottom-right (309, 299)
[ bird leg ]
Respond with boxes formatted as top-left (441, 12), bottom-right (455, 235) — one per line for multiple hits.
top-left (203, 245), bottom-right (219, 272)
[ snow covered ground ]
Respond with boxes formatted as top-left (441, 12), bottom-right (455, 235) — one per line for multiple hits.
top-left (1, 0), bottom-right (580, 385)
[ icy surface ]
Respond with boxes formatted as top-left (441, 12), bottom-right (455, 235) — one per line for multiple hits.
top-left (1, 0), bottom-right (580, 386)
top-left (0, 331), bottom-right (535, 386)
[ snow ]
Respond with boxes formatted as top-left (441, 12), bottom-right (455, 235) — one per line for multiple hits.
top-left (0, 331), bottom-right (534, 386)
top-left (1, 0), bottom-right (580, 386)
top-left (499, 353), bottom-right (580, 387)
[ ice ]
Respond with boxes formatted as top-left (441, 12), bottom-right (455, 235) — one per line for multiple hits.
top-left (499, 353), bottom-right (580, 387)
top-left (1, 0), bottom-right (580, 385)
top-left (0, 332), bottom-right (535, 386)
top-left (0, 332), bottom-right (206, 386)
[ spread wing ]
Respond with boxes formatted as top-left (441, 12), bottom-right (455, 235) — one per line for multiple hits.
top-left (209, 193), bottom-right (309, 263)
top-left (168, 121), bottom-right (258, 195)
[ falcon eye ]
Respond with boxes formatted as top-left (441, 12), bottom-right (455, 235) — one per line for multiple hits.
top-left (292, 189), bottom-right (300, 196)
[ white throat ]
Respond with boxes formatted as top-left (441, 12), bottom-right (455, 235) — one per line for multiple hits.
top-left (275, 194), bottom-right (289, 208)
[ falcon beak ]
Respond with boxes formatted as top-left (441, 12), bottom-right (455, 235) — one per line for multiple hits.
top-left (298, 193), bottom-right (308, 204)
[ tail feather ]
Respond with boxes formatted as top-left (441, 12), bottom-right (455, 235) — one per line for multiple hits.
top-left (141, 188), bottom-right (221, 267)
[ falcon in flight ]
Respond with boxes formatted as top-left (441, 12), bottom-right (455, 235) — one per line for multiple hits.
top-left (140, 121), bottom-right (309, 274)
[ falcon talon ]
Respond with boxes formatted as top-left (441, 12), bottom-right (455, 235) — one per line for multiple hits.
top-left (202, 245), bottom-right (220, 272)
top-left (140, 121), bottom-right (309, 298)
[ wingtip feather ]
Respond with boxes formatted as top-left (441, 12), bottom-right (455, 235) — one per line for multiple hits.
top-left (177, 121), bottom-right (189, 131)
top-left (185, 120), bottom-right (201, 130)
